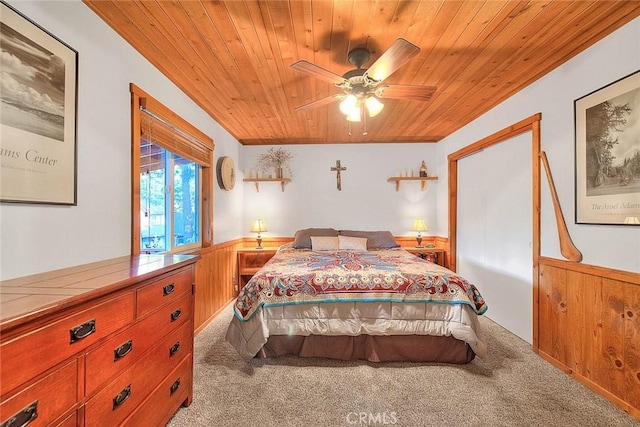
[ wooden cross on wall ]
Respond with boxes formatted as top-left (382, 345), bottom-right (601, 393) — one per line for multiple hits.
top-left (331, 160), bottom-right (347, 191)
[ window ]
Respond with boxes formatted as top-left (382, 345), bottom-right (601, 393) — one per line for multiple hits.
top-left (131, 84), bottom-right (213, 255)
top-left (140, 143), bottom-right (200, 253)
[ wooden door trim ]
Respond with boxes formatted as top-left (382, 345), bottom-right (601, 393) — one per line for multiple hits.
top-left (447, 113), bottom-right (541, 348)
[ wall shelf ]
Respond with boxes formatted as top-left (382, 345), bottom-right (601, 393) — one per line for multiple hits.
top-left (387, 176), bottom-right (438, 191)
top-left (244, 178), bottom-right (291, 192)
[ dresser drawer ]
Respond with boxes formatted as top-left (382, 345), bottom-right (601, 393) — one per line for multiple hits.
top-left (85, 292), bottom-right (193, 396)
top-left (0, 292), bottom-right (135, 396)
top-left (136, 267), bottom-right (193, 318)
top-left (56, 412), bottom-right (78, 427)
top-left (122, 355), bottom-right (192, 426)
top-left (84, 320), bottom-right (193, 427)
top-left (0, 360), bottom-right (76, 427)
top-left (56, 411), bottom-right (77, 427)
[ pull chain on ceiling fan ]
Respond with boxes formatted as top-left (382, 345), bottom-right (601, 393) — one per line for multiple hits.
top-left (290, 38), bottom-right (436, 133)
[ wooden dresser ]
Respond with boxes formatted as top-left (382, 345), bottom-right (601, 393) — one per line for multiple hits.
top-left (0, 254), bottom-right (199, 426)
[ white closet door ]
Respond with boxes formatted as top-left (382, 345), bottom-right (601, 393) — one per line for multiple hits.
top-left (457, 133), bottom-right (533, 343)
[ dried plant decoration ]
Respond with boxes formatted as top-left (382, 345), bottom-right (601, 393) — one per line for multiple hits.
top-left (257, 148), bottom-right (293, 178)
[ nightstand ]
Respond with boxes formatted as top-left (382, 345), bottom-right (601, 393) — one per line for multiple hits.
top-left (237, 247), bottom-right (278, 289)
top-left (405, 247), bottom-right (446, 267)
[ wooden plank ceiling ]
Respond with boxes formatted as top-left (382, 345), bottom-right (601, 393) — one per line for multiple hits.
top-left (84, 0), bottom-right (640, 145)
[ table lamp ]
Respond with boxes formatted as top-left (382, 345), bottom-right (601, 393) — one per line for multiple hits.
top-left (411, 218), bottom-right (428, 248)
top-left (251, 219), bottom-right (267, 249)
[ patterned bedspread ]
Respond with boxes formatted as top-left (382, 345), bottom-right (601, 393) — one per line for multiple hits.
top-left (234, 246), bottom-right (487, 321)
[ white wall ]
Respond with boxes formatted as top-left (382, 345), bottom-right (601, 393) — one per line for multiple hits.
top-left (437, 17), bottom-right (640, 339)
top-left (438, 16), bottom-right (639, 275)
top-left (457, 134), bottom-right (533, 342)
top-left (0, 0), bottom-right (243, 280)
top-left (2, 1), bottom-right (637, 288)
top-left (240, 143), bottom-right (439, 237)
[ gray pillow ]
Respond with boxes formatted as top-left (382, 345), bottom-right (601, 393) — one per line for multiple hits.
top-left (339, 230), bottom-right (400, 250)
top-left (292, 228), bottom-right (339, 249)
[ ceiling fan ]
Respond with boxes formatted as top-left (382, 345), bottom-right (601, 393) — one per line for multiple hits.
top-left (290, 38), bottom-right (436, 133)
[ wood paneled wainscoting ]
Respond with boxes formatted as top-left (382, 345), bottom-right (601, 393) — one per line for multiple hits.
top-left (192, 239), bottom-right (243, 334)
top-left (537, 256), bottom-right (640, 419)
top-left (192, 237), bottom-right (294, 334)
top-left (192, 236), bottom-right (448, 334)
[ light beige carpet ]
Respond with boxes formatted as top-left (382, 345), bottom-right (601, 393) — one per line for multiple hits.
top-left (168, 305), bottom-right (640, 426)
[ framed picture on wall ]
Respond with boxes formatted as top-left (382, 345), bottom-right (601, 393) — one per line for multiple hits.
top-left (0, 1), bottom-right (78, 205)
top-left (575, 70), bottom-right (640, 225)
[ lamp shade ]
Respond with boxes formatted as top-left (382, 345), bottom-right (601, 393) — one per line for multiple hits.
top-left (339, 95), bottom-right (358, 115)
top-left (411, 218), bottom-right (428, 232)
top-left (251, 219), bottom-right (267, 233)
top-left (365, 96), bottom-right (384, 117)
top-left (346, 111), bottom-right (361, 122)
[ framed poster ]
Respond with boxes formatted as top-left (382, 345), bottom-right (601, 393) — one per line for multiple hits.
top-left (575, 70), bottom-right (640, 225)
top-left (0, 1), bottom-right (78, 204)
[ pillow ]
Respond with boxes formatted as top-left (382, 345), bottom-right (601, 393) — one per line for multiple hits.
top-left (339, 230), bottom-right (400, 250)
top-left (292, 228), bottom-right (339, 249)
top-left (311, 236), bottom-right (339, 251)
top-left (338, 235), bottom-right (368, 251)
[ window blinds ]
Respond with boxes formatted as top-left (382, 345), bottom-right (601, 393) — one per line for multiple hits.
top-left (140, 108), bottom-right (212, 167)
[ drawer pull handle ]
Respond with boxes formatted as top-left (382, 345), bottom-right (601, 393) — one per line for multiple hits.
top-left (70, 319), bottom-right (96, 343)
top-left (114, 340), bottom-right (133, 361)
top-left (163, 283), bottom-right (175, 296)
top-left (113, 385), bottom-right (131, 410)
top-left (170, 308), bottom-right (182, 322)
top-left (1, 400), bottom-right (38, 427)
top-left (170, 378), bottom-right (181, 395)
top-left (169, 341), bottom-right (181, 357)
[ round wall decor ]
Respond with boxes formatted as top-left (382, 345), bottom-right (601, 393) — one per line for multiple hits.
top-left (216, 156), bottom-right (236, 190)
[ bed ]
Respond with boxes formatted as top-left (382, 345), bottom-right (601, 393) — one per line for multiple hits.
top-left (226, 229), bottom-right (488, 364)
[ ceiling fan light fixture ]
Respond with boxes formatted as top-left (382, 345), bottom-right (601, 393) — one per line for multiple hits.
top-left (368, 66), bottom-right (389, 83)
top-left (346, 111), bottom-right (361, 122)
top-left (365, 96), bottom-right (384, 117)
top-left (291, 38), bottom-right (432, 134)
top-left (339, 94), bottom-right (358, 115)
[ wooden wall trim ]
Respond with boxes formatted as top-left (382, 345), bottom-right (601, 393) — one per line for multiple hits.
top-left (193, 237), bottom-right (244, 255)
top-left (536, 350), bottom-right (640, 420)
top-left (447, 159), bottom-right (458, 272)
top-left (130, 83), bottom-right (213, 148)
top-left (537, 260), bottom-right (640, 419)
top-left (240, 236), bottom-right (294, 248)
top-left (532, 118), bottom-right (542, 351)
top-left (540, 256), bottom-right (640, 286)
top-left (446, 112), bottom-right (639, 423)
top-left (237, 236), bottom-right (449, 249)
top-left (192, 235), bottom-right (451, 333)
top-left (191, 239), bottom-right (244, 333)
top-left (236, 235), bottom-right (451, 249)
top-left (447, 114), bottom-right (543, 350)
top-left (395, 236), bottom-right (448, 248)
top-left (447, 113), bottom-right (542, 272)
top-left (448, 114), bottom-right (542, 162)
top-left (131, 91), bottom-right (142, 255)
top-left (130, 84), bottom-right (214, 254)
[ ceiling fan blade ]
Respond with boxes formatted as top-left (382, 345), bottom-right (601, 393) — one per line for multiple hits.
top-left (376, 84), bottom-right (436, 101)
top-left (290, 60), bottom-right (347, 85)
top-left (364, 38), bottom-right (420, 83)
top-left (294, 93), bottom-right (344, 112)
